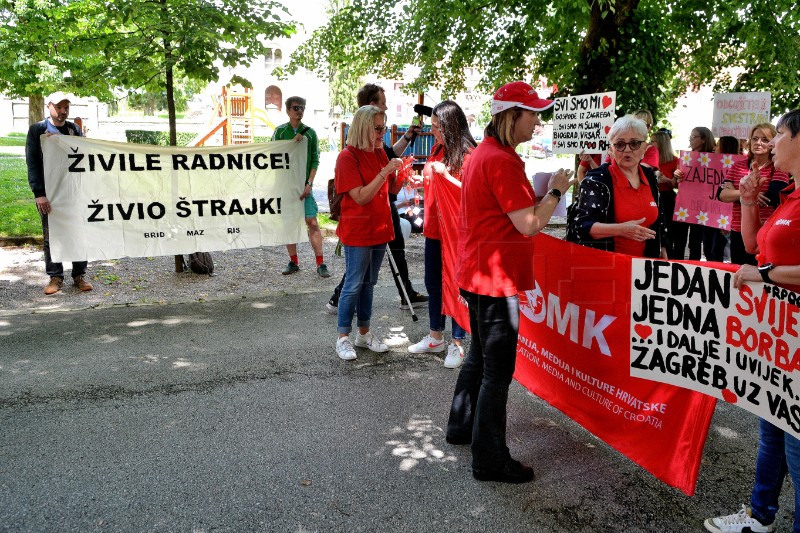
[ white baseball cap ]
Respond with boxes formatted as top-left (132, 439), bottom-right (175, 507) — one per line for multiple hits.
top-left (46, 92), bottom-right (74, 105)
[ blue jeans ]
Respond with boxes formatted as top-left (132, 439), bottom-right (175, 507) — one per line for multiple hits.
top-left (447, 289), bottom-right (519, 471)
top-left (424, 238), bottom-right (465, 340)
top-left (337, 244), bottom-right (386, 334)
top-left (750, 419), bottom-right (800, 531)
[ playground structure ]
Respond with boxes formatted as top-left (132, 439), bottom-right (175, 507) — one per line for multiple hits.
top-left (176, 86), bottom-right (278, 271)
top-left (189, 86), bottom-right (275, 147)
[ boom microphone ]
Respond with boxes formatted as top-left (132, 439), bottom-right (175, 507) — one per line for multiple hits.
top-left (413, 104), bottom-right (432, 117)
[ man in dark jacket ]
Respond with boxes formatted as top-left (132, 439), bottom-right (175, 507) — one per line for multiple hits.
top-left (26, 92), bottom-right (93, 295)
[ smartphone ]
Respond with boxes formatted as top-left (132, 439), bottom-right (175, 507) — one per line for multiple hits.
top-left (411, 116), bottom-right (423, 128)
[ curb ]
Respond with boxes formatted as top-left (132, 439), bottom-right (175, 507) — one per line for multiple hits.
top-left (0, 236), bottom-right (42, 247)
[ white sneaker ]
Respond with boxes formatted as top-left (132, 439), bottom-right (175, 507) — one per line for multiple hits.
top-left (354, 331), bottom-right (388, 353)
top-left (325, 302), bottom-right (337, 315)
top-left (408, 334), bottom-right (446, 353)
top-left (704, 505), bottom-right (775, 533)
top-left (444, 343), bottom-right (465, 368)
top-left (336, 337), bottom-right (357, 360)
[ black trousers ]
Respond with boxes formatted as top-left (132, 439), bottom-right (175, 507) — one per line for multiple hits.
top-left (447, 290), bottom-right (519, 470)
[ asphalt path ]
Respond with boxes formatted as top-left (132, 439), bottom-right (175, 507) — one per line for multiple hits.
top-left (0, 283), bottom-right (794, 532)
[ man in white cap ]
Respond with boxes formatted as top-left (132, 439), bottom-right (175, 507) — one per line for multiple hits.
top-left (25, 92), bottom-right (93, 295)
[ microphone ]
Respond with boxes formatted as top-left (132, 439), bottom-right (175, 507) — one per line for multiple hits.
top-left (413, 104), bottom-right (432, 117)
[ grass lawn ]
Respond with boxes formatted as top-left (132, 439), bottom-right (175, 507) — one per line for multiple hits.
top-left (0, 132), bottom-right (26, 147)
top-left (0, 154), bottom-right (40, 238)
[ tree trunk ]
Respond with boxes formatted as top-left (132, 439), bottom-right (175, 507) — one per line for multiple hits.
top-left (160, 0), bottom-right (182, 272)
top-left (28, 95), bottom-right (44, 126)
top-left (574, 0), bottom-right (639, 96)
top-left (166, 64), bottom-right (177, 147)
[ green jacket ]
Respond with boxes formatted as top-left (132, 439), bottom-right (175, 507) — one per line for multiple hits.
top-left (272, 122), bottom-right (319, 181)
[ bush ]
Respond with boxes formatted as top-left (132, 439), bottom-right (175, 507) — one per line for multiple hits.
top-left (125, 130), bottom-right (196, 146)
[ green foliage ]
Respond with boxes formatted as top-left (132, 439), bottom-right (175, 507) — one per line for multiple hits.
top-left (127, 76), bottom-right (206, 116)
top-left (0, 134), bottom-right (27, 147)
top-left (125, 130), bottom-right (195, 146)
top-left (286, 0), bottom-right (800, 122)
top-left (0, 0), bottom-right (296, 137)
top-left (0, 155), bottom-right (40, 237)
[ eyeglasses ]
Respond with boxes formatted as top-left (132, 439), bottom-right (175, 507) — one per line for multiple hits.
top-left (612, 140), bottom-right (645, 151)
top-left (750, 136), bottom-right (770, 145)
top-left (374, 125), bottom-right (387, 133)
top-left (291, 105), bottom-right (305, 112)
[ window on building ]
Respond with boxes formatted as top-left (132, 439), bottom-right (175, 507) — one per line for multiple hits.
top-left (265, 48), bottom-right (283, 69)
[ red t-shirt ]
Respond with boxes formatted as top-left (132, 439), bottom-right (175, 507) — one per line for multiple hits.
top-left (756, 184), bottom-right (800, 293)
top-left (723, 159), bottom-right (790, 232)
top-left (658, 158), bottom-right (678, 191)
top-left (457, 137), bottom-right (536, 297)
top-left (641, 145), bottom-right (660, 168)
top-left (579, 154), bottom-right (603, 169)
top-left (335, 146), bottom-right (394, 247)
top-left (610, 161), bottom-right (659, 257)
top-left (422, 147), bottom-right (444, 239)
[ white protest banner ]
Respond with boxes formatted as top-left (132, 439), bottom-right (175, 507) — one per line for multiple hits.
top-left (552, 91), bottom-right (616, 155)
top-left (630, 259), bottom-right (800, 437)
top-left (42, 135), bottom-right (308, 262)
top-left (532, 172), bottom-right (566, 217)
top-left (712, 92), bottom-right (771, 140)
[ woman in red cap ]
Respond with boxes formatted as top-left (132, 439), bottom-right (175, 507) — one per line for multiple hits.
top-left (446, 81), bottom-right (575, 483)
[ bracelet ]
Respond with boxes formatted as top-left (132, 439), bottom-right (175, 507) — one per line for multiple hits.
top-left (740, 200), bottom-right (758, 206)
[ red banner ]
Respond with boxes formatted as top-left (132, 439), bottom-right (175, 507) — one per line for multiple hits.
top-left (514, 234), bottom-right (717, 495)
top-left (434, 170), bottom-right (471, 333)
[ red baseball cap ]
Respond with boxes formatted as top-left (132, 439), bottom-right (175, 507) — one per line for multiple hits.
top-left (491, 81), bottom-right (554, 115)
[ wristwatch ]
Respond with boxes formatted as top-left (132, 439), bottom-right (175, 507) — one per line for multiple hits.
top-left (758, 263), bottom-right (775, 283)
top-left (548, 188), bottom-right (562, 200)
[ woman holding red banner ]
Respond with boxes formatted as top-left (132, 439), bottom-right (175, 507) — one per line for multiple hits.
top-left (446, 81), bottom-right (575, 484)
top-left (707, 110), bottom-right (800, 533)
top-left (407, 100), bottom-right (476, 368)
top-left (718, 123), bottom-right (790, 266)
top-left (333, 105), bottom-right (403, 361)
top-left (567, 114), bottom-right (668, 258)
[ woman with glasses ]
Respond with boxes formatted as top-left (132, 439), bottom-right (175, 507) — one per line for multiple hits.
top-left (407, 100), bottom-right (476, 368)
top-left (718, 123), bottom-right (790, 265)
top-left (333, 105), bottom-right (403, 361)
top-left (446, 81), bottom-right (575, 484)
top-left (704, 109), bottom-right (800, 533)
top-left (567, 114), bottom-right (668, 258)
